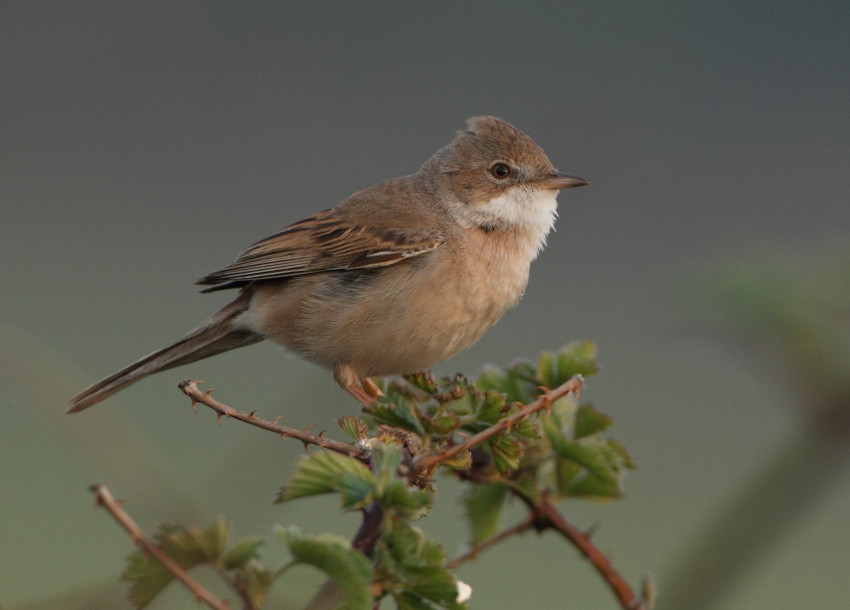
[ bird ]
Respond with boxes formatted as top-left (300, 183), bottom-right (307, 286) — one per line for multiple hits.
top-left (66, 116), bottom-right (587, 413)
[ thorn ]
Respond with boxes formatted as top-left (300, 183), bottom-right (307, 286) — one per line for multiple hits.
top-left (272, 415), bottom-right (284, 424)
top-left (280, 433), bottom-right (288, 442)
top-left (301, 440), bottom-right (310, 453)
top-left (204, 388), bottom-right (216, 398)
top-left (216, 412), bottom-right (223, 424)
top-left (304, 423), bottom-right (316, 432)
top-left (317, 430), bottom-right (327, 439)
top-left (248, 409), bottom-right (258, 419)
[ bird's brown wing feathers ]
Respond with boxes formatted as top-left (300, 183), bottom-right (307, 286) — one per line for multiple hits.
top-left (196, 209), bottom-right (445, 290)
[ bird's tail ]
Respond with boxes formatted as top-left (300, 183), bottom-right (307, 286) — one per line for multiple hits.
top-left (66, 291), bottom-right (262, 413)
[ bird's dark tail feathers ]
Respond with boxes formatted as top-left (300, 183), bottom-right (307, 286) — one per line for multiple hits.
top-left (66, 292), bottom-right (262, 413)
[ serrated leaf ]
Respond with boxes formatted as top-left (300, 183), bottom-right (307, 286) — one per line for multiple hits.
top-left (365, 396), bottom-right (426, 435)
top-left (394, 567), bottom-right (465, 609)
top-left (382, 480), bottom-right (433, 520)
top-left (372, 444), bottom-right (404, 493)
top-left (379, 522), bottom-right (466, 609)
top-left (278, 527), bottom-right (373, 610)
top-left (463, 483), bottom-right (509, 544)
top-left (159, 518), bottom-right (229, 564)
top-left (564, 470), bottom-right (624, 499)
top-left (488, 434), bottom-right (525, 473)
top-left (122, 518), bottom-right (230, 608)
top-left (123, 548), bottom-right (174, 608)
top-left (547, 431), bottom-right (633, 500)
top-left (549, 435), bottom-right (616, 480)
top-left (573, 403), bottom-right (613, 438)
top-left (430, 412), bottom-right (461, 433)
top-left (336, 473), bottom-right (376, 509)
top-left (277, 451), bottom-right (376, 506)
top-left (405, 371), bottom-right (439, 394)
top-left (554, 458), bottom-right (583, 497)
top-left (338, 415), bottom-right (368, 440)
top-left (223, 537), bottom-right (264, 570)
top-left (476, 362), bottom-right (538, 404)
top-left (470, 390), bottom-right (508, 425)
top-left (537, 341), bottom-right (598, 388)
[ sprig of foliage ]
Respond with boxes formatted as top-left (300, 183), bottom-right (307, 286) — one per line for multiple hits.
top-left (122, 517), bottom-right (274, 608)
top-left (112, 342), bottom-right (642, 609)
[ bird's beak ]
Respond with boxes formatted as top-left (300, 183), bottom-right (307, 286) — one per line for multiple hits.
top-left (537, 170), bottom-right (588, 190)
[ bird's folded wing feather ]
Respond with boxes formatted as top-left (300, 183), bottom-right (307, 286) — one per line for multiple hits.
top-left (196, 209), bottom-right (444, 288)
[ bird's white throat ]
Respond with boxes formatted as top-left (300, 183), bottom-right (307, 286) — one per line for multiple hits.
top-left (478, 186), bottom-right (559, 259)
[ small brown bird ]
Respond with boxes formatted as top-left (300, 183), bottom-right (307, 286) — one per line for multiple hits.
top-left (67, 116), bottom-right (587, 413)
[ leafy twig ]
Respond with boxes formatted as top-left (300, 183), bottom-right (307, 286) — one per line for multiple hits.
top-left (90, 484), bottom-right (231, 610)
top-left (179, 380), bottom-right (367, 460)
top-left (412, 375), bottom-right (584, 471)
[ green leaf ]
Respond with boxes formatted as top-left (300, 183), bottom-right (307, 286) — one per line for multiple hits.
top-left (338, 415), bottom-right (368, 440)
top-left (370, 445), bottom-right (433, 518)
top-left (277, 451), bottom-right (376, 507)
top-left (365, 395), bottom-right (426, 435)
top-left (278, 527), bottom-right (373, 610)
top-left (122, 518), bottom-right (231, 608)
top-left (394, 566), bottom-right (465, 609)
top-left (382, 480), bottom-right (433, 520)
top-left (223, 537), bottom-right (264, 570)
top-left (160, 518), bottom-right (228, 564)
top-left (404, 371), bottom-right (439, 394)
top-left (545, 421), bottom-right (633, 500)
top-left (463, 483), bottom-right (509, 544)
top-left (123, 548), bottom-right (174, 608)
top-left (537, 341), bottom-right (599, 388)
top-left (372, 444), bottom-right (404, 494)
top-left (573, 403), bottom-right (613, 438)
top-left (488, 433), bottom-right (525, 474)
top-left (476, 362), bottom-right (538, 404)
top-left (378, 522), bottom-right (466, 609)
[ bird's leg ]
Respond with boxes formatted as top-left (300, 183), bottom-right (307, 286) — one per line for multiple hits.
top-left (344, 384), bottom-right (376, 405)
top-left (361, 377), bottom-right (384, 398)
top-left (335, 363), bottom-right (379, 405)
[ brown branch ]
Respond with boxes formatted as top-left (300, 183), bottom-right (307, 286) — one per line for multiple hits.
top-left (413, 375), bottom-right (584, 471)
top-left (90, 484), bottom-right (231, 610)
top-left (531, 490), bottom-right (646, 610)
top-left (179, 380), bottom-right (367, 460)
top-left (443, 514), bottom-right (535, 570)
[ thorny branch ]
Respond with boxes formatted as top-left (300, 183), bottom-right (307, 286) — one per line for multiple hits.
top-left (444, 514), bottom-right (535, 570)
top-left (90, 484), bottom-right (231, 610)
top-left (443, 491), bottom-right (647, 610)
top-left (94, 372), bottom-right (642, 610)
top-left (179, 380), bottom-right (368, 460)
top-left (524, 489), bottom-right (646, 610)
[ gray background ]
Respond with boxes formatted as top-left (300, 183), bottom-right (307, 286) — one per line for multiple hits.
top-left (2, 2), bottom-right (849, 608)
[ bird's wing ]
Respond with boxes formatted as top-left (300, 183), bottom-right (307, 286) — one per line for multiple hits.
top-left (196, 208), bottom-right (445, 290)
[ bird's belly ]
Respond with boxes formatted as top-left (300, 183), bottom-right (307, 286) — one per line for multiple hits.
top-left (242, 256), bottom-right (528, 378)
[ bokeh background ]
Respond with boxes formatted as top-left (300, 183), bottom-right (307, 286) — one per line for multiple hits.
top-left (2, 2), bottom-right (849, 608)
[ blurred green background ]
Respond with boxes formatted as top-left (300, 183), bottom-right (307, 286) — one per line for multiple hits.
top-left (2, 2), bottom-right (849, 608)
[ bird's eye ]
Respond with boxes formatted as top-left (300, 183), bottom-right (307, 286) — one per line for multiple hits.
top-left (489, 162), bottom-right (512, 180)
